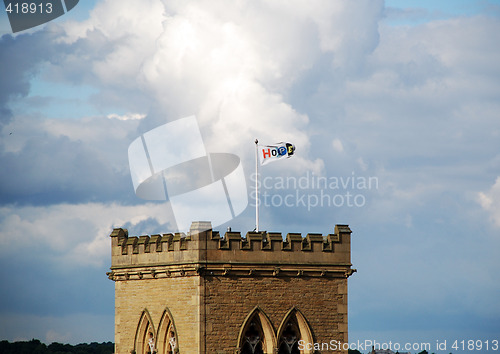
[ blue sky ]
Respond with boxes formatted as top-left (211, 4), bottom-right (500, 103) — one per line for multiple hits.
top-left (1, 0), bottom-right (499, 351)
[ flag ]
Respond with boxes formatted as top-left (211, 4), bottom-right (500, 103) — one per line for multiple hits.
top-left (259, 142), bottom-right (295, 165)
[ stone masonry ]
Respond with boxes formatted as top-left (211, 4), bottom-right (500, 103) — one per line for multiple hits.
top-left (107, 221), bottom-right (355, 354)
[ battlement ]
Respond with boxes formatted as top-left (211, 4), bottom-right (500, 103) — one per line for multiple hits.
top-left (108, 222), bottom-right (354, 281)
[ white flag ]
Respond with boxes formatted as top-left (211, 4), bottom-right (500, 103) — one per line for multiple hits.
top-left (259, 142), bottom-right (295, 165)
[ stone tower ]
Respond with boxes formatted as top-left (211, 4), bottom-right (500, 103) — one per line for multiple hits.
top-left (107, 221), bottom-right (355, 354)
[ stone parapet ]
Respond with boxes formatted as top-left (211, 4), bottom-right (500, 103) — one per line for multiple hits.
top-left (108, 222), bottom-right (354, 282)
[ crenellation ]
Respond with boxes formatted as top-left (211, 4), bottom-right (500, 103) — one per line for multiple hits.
top-left (335, 224), bottom-right (351, 234)
top-left (282, 233), bottom-right (302, 251)
top-left (158, 233), bottom-right (170, 251)
top-left (110, 224), bottom-right (353, 277)
top-left (110, 228), bottom-right (128, 245)
top-left (286, 232), bottom-right (303, 243)
top-left (166, 233), bottom-right (178, 251)
top-left (264, 232), bottom-right (283, 251)
top-left (306, 233), bottom-right (324, 243)
top-left (219, 230), bottom-right (240, 250)
top-left (303, 233), bottom-right (324, 252)
top-left (138, 235), bottom-right (149, 253)
top-left (149, 234), bottom-right (161, 252)
top-left (178, 233), bottom-right (188, 250)
top-left (244, 231), bottom-right (264, 242)
top-left (122, 236), bottom-right (138, 255)
top-left (323, 235), bottom-right (333, 252)
top-left (267, 232), bottom-right (282, 241)
top-left (209, 230), bottom-right (221, 242)
top-left (241, 231), bottom-right (264, 250)
top-left (328, 232), bottom-right (340, 243)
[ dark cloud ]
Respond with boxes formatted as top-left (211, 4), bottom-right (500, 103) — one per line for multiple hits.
top-left (0, 25), bottom-right (143, 129)
top-left (0, 30), bottom-right (62, 126)
top-left (0, 132), bottom-right (135, 206)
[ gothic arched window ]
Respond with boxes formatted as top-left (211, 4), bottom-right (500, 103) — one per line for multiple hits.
top-left (277, 308), bottom-right (314, 354)
top-left (277, 320), bottom-right (300, 354)
top-left (156, 308), bottom-right (178, 354)
top-left (134, 310), bottom-right (155, 354)
top-left (241, 320), bottom-right (264, 354)
top-left (238, 307), bottom-right (276, 354)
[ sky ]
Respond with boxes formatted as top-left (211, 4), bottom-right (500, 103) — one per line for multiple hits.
top-left (0, 0), bottom-right (499, 351)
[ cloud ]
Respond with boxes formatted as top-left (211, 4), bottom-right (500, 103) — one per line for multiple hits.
top-left (0, 30), bottom-right (61, 126)
top-left (0, 202), bottom-right (174, 267)
top-left (0, 113), bottom-right (143, 205)
top-left (0, 201), bottom-right (174, 338)
top-left (39, 0), bottom-right (384, 174)
top-left (1, 0), bottom-right (387, 218)
top-left (478, 177), bottom-right (500, 228)
top-left (0, 0), bottom-right (497, 244)
top-left (106, 112), bottom-right (146, 121)
top-left (1, 0), bottom-right (500, 345)
top-left (305, 15), bottom-right (500, 216)
top-left (332, 138), bottom-right (344, 153)
top-left (0, 0), bottom-right (388, 202)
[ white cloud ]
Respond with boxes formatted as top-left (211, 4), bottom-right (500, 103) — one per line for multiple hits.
top-left (107, 113), bottom-right (146, 121)
top-left (139, 1), bottom-right (315, 159)
top-left (0, 202), bottom-right (174, 267)
top-left (48, 0), bottom-right (385, 175)
top-left (332, 138), bottom-right (344, 153)
top-left (478, 177), bottom-right (500, 228)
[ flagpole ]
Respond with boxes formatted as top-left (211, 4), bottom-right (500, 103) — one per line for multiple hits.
top-left (255, 138), bottom-right (259, 232)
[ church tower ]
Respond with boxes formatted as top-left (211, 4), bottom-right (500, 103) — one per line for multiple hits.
top-left (107, 221), bottom-right (355, 354)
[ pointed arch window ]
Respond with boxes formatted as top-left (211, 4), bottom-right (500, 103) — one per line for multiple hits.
top-left (278, 320), bottom-right (300, 354)
top-left (277, 308), bottom-right (314, 354)
top-left (156, 308), bottom-right (179, 354)
top-left (238, 307), bottom-right (276, 354)
top-left (241, 320), bottom-right (264, 354)
top-left (134, 310), bottom-right (156, 354)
